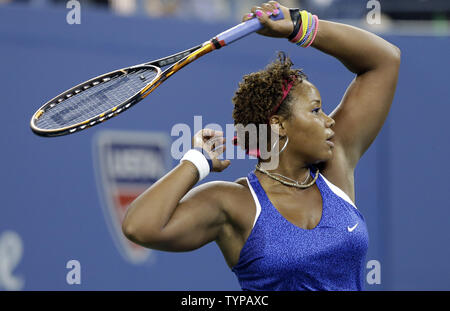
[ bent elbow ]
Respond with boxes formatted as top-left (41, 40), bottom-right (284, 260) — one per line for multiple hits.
top-left (377, 44), bottom-right (400, 75)
top-left (121, 215), bottom-right (161, 247)
top-left (121, 212), bottom-right (145, 244)
top-left (394, 45), bottom-right (401, 59)
top-left (389, 44), bottom-right (401, 66)
top-left (122, 218), bottom-right (138, 243)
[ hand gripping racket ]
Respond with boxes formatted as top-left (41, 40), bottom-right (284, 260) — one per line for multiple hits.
top-left (30, 12), bottom-right (284, 137)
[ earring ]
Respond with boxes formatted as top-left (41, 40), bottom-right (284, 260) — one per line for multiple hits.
top-left (271, 136), bottom-right (289, 156)
top-left (279, 136), bottom-right (289, 154)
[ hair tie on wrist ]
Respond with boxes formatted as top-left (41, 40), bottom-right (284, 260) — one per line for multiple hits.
top-left (297, 10), bottom-right (309, 44)
top-left (304, 15), bottom-right (319, 48)
top-left (298, 13), bottom-right (314, 46)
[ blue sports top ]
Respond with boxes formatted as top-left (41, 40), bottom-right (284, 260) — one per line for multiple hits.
top-left (232, 167), bottom-right (369, 291)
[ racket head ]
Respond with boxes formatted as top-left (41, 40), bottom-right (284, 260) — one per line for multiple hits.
top-left (30, 65), bottom-right (161, 137)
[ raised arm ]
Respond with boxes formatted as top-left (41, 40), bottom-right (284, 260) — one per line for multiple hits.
top-left (121, 129), bottom-right (231, 252)
top-left (247, 1), bottom-right (401, 168)
top-left (312, 20), bottom-right (400, 167)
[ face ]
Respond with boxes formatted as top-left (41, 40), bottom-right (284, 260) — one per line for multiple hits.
top-left (276, 80), bottom-right (335, 164)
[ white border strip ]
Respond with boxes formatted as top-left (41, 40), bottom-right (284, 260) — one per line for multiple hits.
top-left (246, 177), bottom-right (262, 228)
top-left (319, 173), bottom-right (358, 209)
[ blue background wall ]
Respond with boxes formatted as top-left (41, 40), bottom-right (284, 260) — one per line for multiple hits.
top-left (0, 4), bottom-right (449, 290)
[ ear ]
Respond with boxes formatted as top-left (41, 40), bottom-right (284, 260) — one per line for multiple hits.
top-left (269, 115), bottom-right (287, 137)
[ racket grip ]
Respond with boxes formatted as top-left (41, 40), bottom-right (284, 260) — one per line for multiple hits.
top-left (214, 10), bottom-right (285, 47)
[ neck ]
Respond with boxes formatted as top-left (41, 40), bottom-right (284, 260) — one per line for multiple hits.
top-left (258, 148), bottom-right (312, 184)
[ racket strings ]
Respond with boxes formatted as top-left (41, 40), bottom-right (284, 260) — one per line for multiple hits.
top-left (35, 68), bottom-right (158, 130)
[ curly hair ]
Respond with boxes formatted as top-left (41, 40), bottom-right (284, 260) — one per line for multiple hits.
top-left (232, 52), bottom-right (307, 152)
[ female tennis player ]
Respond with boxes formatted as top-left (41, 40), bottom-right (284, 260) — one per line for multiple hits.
top-left (122, 1), bottom-right (400, 290)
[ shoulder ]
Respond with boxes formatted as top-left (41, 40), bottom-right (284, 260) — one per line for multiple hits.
top-left (194, 177), bottom-right (249, 198)
top-left (233, 176), bottom-right (249, 188)
top-left (191, 177), bottom-right (253, 210)
top-left (196, 177), bottom-right (255, 229)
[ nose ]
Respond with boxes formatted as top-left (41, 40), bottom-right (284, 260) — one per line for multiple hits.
top-left (325, 114), bottom-right (335, 128)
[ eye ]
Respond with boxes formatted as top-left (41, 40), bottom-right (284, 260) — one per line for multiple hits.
top-left (312, 107), bottom-right (321, 114)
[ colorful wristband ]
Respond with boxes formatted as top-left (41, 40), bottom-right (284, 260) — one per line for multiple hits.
top-left (287, 9), bottom-right (302, 41)
top-left (300, 13), bottom-right (315, 47)
top-left (298, 10), bottom-right (309, 44)
top-left (304, 15), bottom-right (319, 48)
top-left (290, 10), bottom-right (319, 48)
top-left (290, 23), bottom-right (304, 43)
top-left (298, 12), bottom-right (313, 46)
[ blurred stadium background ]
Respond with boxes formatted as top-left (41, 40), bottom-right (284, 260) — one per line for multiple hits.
top-left (1, 0), bottom-right (449, 290)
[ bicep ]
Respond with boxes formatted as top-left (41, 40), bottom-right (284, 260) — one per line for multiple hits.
top-left (330, 53), bottom-right (400, 167)
top-left (148, 181), bottom-right (227, 252)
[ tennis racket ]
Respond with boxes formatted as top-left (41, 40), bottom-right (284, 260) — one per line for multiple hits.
top-left (30, 11), bottom-right (284, 137)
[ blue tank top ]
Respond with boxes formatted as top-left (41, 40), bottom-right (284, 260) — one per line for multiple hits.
top-left (232, 167), bottom-right (369, 291)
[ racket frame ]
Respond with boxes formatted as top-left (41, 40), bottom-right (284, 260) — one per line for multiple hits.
top-left (30, 45), bottom-right (202, 137)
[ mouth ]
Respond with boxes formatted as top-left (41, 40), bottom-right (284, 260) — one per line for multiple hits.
top-left (326, 132), bottom-right (335, 140)
top-left (326, 132), bottom-right (335, 148)
top-left (326, 140), bottom-right (335, 148)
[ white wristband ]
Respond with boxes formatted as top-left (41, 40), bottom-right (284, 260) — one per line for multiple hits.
top-left (181, 149), bottom-right (211, 182)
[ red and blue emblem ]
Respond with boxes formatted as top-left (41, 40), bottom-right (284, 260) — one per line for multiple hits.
top-left (93, 130), bottom-right (171, 264)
